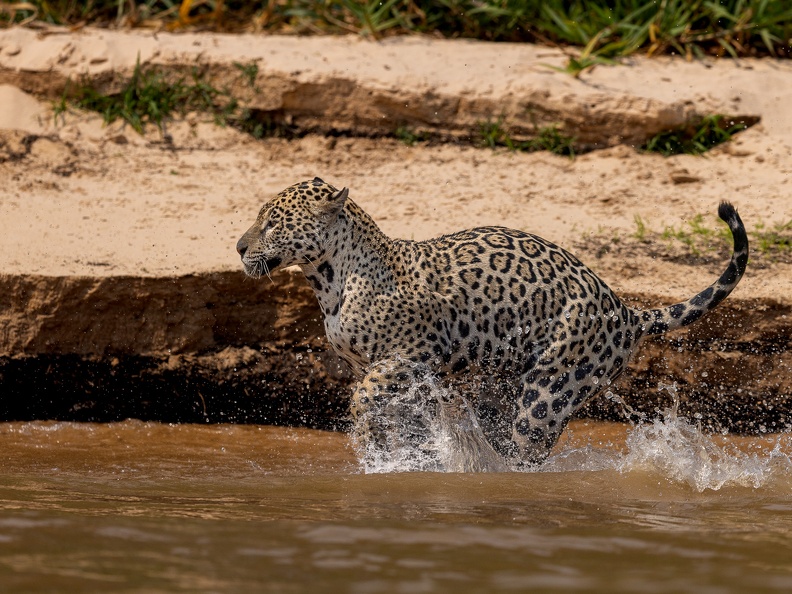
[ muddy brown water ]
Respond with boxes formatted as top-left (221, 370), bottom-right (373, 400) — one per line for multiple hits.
top-left (1, 418), bottom-right (792, 593)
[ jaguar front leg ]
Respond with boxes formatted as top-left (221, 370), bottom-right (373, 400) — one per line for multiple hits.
top-left (351, 359), bottom-right (509, 472)
top-left (350, 358), bottom-right (438, 459)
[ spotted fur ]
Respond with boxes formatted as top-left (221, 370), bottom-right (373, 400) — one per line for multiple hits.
top-left (237, 178), bottom-right (748, 465)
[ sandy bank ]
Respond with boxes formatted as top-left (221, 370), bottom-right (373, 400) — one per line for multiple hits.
top-left (0, 27), bottom-right (790, 431)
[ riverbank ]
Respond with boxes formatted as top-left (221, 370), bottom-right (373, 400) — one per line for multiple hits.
top-left (0, 26), bottom-right (790, 432)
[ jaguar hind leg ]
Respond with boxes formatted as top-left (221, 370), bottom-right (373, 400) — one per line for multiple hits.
top-left (468, 374), bottom-right (521, 460)
top-left (511, 323), bottom-right (643, 465)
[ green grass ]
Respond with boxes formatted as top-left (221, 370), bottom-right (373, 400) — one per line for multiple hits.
top-left (56, 59), bottom-right (216, 133)
top-left (233, 61), bottom-right (259, 89)
top-left (753, 220), bottom-right (792, 253)
top-left (659, 214), bottom-right (732, 255)
top-left (583, 210), bottom-right (791, 267)
top-left (632, 212), bottom-right (791, 258)
top-left (394, 126), bottom-right (430, 146)
top-left (478, 119), bottom-right (575, 156)
top-left (50, 61), bottom-right (577, 154)
top-left (643, 115), bottom-right (752, 156)
top-left (552, 54), bottom-right (616, 78)
top-left (6, 1), bottom-right (792, 62)
top-left (54, 57), bottom-right (275, 137)
top-left (633, 215), bottom-right (648, 242)
top-left (393, 119), bottom-right (576, 154)
top-left (531, 125), bottom-right (576, 155)
top-left (51, 60), bottom-right (752, 157)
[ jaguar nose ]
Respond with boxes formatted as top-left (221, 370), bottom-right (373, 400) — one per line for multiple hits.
top-left (236, 237), bottom-right (248, 259)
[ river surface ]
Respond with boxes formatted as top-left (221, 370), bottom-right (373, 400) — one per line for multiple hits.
top-left (1, 417), bottom-right (792, 593)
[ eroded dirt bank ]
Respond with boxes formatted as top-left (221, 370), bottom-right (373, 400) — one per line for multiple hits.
top-left (1, 269), bottom-right (790, 434)
top-left (0, 27), bottom-right (790, 433)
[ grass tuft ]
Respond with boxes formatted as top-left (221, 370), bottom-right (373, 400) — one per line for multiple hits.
top-left (633, 215), bottom-right (648, 242)
top-left (753, 220), bottom-right (792, 254)
top-left (394, 126), bottom-right (430, 146)
top-left (642, 212), bottom-right (791, 259)
top-left (659, 214), bottom-right (729, 256)
top-left (233, 61), bottom-right (259, 89)
top-left (643, 115), bottom-right (753, 156)
top-left (477, 119), bottom-right (575, 157)
top-left (578, 211), bottom-right (792, 269)
top-left (54, 57), bottom-right (281, 138)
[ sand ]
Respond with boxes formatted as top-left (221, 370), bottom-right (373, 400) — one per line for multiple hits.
top-left (1, 26), bottom-right (790, 292)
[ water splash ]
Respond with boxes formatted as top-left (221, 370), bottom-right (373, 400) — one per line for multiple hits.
top-left (353, 375), bottom-right (792, 489)
top-left (352, 373), bottom-right (507, 473)
top-left (617, 411), bottom-right (791, 491)
top-left (614, 384), bottom-right (792, 491)
top-left (546, 382), bottom-right (792, 491)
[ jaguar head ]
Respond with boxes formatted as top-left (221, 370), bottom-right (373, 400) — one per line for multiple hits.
top-left (236, 177), bottom-right (348, 278)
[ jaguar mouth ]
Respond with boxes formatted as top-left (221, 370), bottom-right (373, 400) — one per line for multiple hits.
top-left (243, 257), bottom-right (283, 279)
top-left (264, 257), bottom-right (282, 273)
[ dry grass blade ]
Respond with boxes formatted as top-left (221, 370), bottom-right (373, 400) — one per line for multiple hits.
top-left (0, 1), bottom-right (38, 25)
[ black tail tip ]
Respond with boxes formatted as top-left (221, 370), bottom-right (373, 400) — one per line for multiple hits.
top-left (718, 201), bottom-right (737, 223)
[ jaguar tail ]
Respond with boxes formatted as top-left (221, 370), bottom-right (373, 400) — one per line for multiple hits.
top-left (643, 201), bottom-right (748, 336)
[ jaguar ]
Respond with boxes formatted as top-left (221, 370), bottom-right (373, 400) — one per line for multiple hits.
top-left (236, 178), bottom-right (748, 467)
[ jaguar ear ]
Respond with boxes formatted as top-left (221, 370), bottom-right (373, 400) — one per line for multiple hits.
top-left (330, 187), bottom-right (349, 204)
top-left (320, 186), bottom-right (348, 219)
